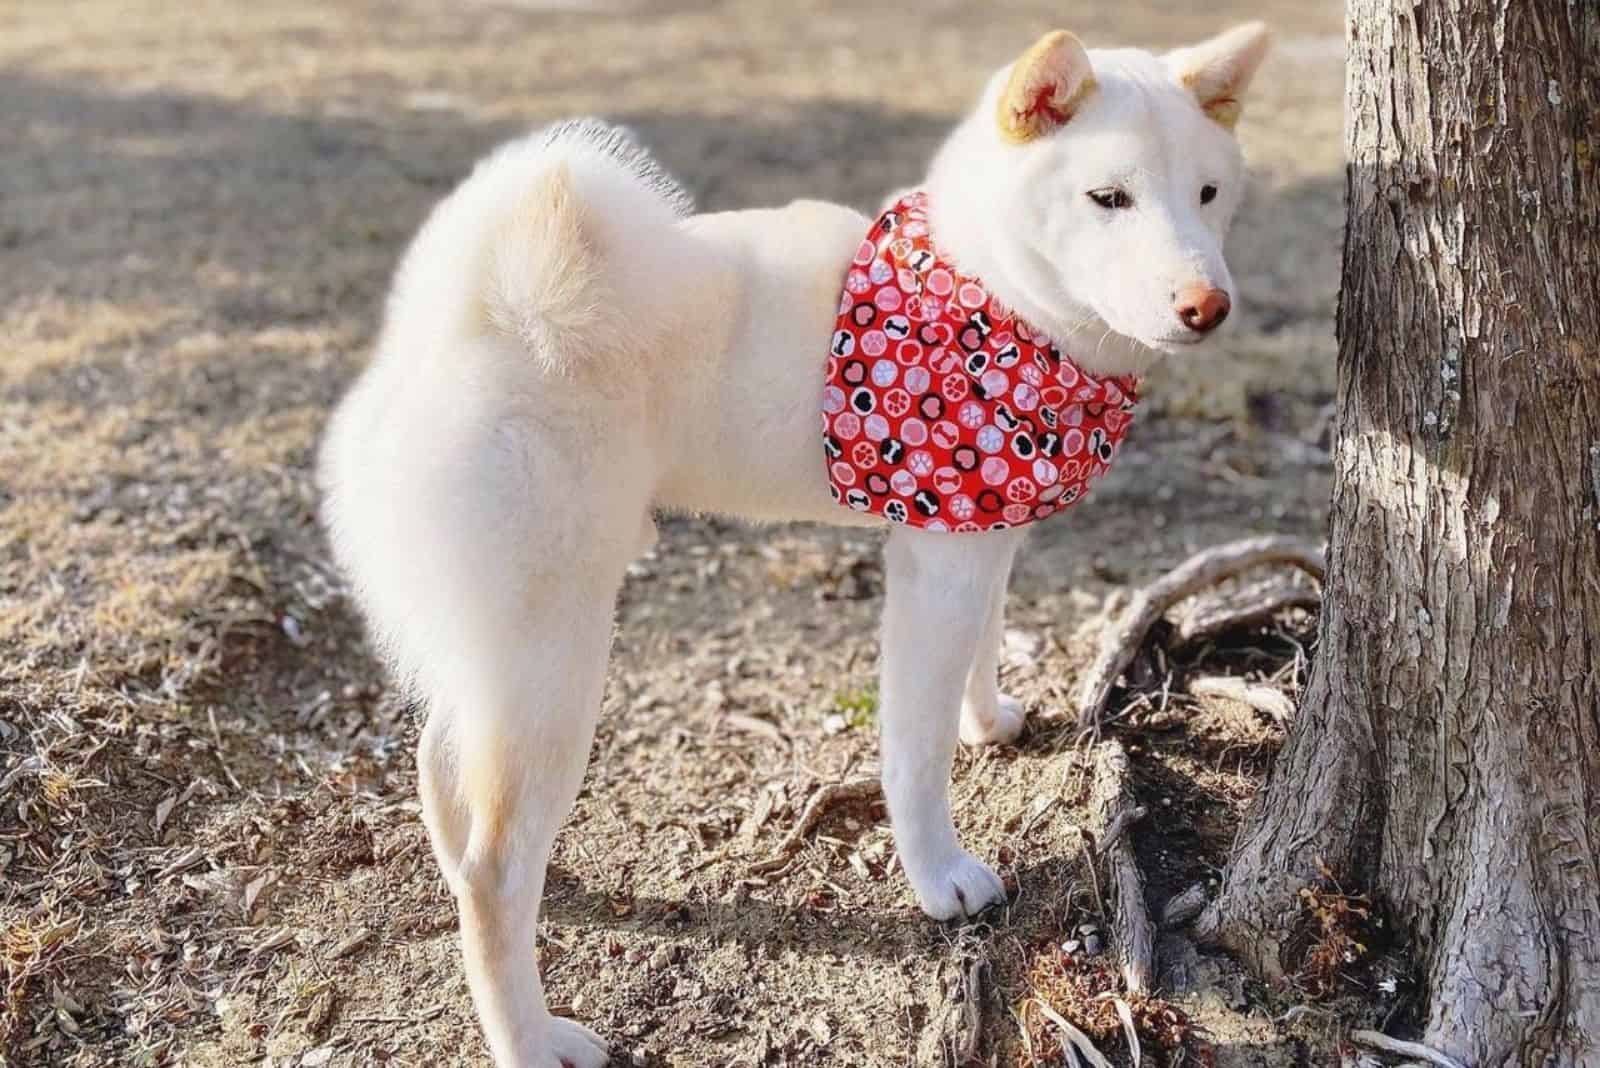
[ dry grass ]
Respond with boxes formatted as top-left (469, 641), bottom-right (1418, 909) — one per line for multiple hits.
top-left (1293, 880), bottom-right (1377, 1001)
top-left (1023, 946), bottom-right (1215, 1067)
top-left (1, 1), bottom-right (1349, 1064)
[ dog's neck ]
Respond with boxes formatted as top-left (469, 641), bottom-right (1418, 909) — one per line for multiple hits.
top-left (921, 135), bottom-right (1159, 380)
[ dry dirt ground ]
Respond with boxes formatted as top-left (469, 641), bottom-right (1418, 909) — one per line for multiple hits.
top-left (2, 2), bottom-right (1358, 1065)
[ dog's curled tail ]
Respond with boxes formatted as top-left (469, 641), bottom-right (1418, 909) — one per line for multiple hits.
top-left (398, 119), bottom-right (694, 373)
top-left (483, 121), bottom-right (693, 369)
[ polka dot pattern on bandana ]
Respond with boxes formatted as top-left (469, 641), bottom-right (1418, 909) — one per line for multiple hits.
top-left (822, 192), bottom-right (1139, 532)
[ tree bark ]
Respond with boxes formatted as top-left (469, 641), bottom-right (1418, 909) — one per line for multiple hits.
top-left (1199, 3), bottom-right (1600, 1064)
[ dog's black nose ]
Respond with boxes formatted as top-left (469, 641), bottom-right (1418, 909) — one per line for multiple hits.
top-left (1174, 285), bottom-right (1231, 333)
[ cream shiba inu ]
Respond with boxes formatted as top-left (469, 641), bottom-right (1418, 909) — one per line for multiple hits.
top-left (320, 23), bottom-right (1270, 1067)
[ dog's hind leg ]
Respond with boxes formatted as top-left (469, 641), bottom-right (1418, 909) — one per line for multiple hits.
top-left (958, 537), bottom-right (1028, 746)
top-left (417, 710), bottom-right (469, 876)
top-left (416, 580), bottom-right (622, 1068)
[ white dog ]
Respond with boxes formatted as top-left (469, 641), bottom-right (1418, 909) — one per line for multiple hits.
top-left (319, 22), bottom-right (1269, 1067)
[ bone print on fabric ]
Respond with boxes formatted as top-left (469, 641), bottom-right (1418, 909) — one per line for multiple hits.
top-left (822, 192), bottom-right (1140, 532)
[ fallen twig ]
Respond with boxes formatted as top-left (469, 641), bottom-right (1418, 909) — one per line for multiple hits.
top-left (1349, 1030), bottom-right (1468, 1068)
top-left (1187, 674), bottom-right (1296, 727)
top-left (720, 712), bottom-right (789, 746)
top-left (1079, 826), bottom-right (1107, 923)
top-left (1111, 996), bottom-right (1142, 1068)
top-left (1033, 998), bottom-right (1114, 1068)
top-left (327, 927), bottom-right (372, 960)
top-left (955, 956), bottom-right (986, 1065)
top-left (349, 1004), bottom-right (446, 1025)
top-left (1075, 535), bottom-right (1324, 730)
top-left (1090, 741), bottom-right (1155, 994)
top-left (749, 777), bottom-right (881, 875)
top-left (208, 704), bottom-right (244, 793)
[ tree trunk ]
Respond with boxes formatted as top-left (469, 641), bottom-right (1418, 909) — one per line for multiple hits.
top-left (1198, 2), bottom-right (1600, 1063)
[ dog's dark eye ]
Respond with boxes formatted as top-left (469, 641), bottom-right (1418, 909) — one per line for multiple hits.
top-left (1200, 183), bottom-right (1219, 205)
top-left (1087, 188), bottom-right (1132, 210)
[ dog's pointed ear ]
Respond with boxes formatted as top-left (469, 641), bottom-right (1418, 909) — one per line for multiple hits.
top-left (996, 30), bottom-right (1097, 145)
top-left (1167, 22), bottom-right (1272, 131)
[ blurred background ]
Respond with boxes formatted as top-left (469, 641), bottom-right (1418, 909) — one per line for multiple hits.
top-left (2, 2), bottom-right (1344, 1065)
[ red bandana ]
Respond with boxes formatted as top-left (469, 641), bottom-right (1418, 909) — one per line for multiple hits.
top-left (822, 192), bottom-right (1139, 532)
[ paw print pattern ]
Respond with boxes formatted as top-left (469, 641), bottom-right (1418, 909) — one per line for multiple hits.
top-left (821, 192), bottom-right (1139, 532)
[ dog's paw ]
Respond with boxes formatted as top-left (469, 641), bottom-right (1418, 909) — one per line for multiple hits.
top-left (959, 692), bottom-right (1027, 746)
top-left (548, 1017), bottom-right (608, 1068)
top-left (907, 851), bottom-right (1008, 921)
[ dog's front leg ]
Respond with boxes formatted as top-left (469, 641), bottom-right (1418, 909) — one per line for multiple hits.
top-left (879, 525), bottom-right (1024, 920)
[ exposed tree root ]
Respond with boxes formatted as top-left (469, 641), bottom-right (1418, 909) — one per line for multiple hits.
top-left (1349, 1029), bottom-right (1468, 1068)
top-left (1187, 674), bottom-right (1295, 727)
top-left (1172, 574), bottom-right (1321, 646)
top-left (955, 955), bottom-right (987, 1066)
top-left (1159, 884), bottom-right (1208, 929)
top-left (748, 776), bottom-right (881, 875)
top-left (1075, 535), bottom-right (1324, 730)
top-left (1089, 740), bottom-right (1154, 995)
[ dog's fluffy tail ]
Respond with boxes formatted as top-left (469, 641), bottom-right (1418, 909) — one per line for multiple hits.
top-left (391, 119), bottom-right (694, 373)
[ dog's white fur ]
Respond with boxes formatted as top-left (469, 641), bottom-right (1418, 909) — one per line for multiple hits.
top-left (319, 25), bottom-right (1269, 1067)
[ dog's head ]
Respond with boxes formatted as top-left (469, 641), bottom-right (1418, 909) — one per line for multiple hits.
top-left (929, 24), bottom-right (1271, 375)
